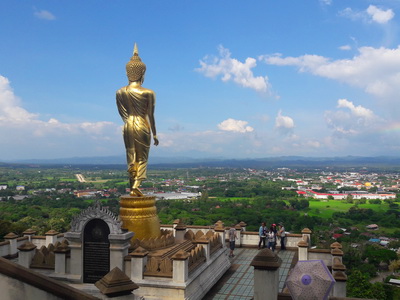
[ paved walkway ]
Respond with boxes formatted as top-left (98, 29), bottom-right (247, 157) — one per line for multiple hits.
top-left (204, 248), bottom-right (296, 300)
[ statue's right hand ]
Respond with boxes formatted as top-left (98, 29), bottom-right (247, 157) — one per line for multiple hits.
top-left (154, 137), bottom-right (159, 146)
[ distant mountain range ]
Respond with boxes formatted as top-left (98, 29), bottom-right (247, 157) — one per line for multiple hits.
top-left (3, 155), bottom-right (400, 170)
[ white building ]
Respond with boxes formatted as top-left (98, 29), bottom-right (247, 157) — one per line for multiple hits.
top-left (300, 190), bottom-right (396, 200)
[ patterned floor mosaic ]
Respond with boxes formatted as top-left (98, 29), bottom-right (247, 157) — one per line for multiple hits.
top-left (204, 248), bottom-right (296, 300)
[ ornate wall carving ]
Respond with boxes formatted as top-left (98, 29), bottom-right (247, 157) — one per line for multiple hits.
top-left (188, 245), bottom-right (206, 273)
top-left (69, 200), bottom-right (122, 234)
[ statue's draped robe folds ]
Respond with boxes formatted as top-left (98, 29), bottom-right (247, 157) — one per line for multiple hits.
top-left (116, 86), bottom-right (154, 182)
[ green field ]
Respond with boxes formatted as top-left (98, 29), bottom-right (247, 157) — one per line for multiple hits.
top-left (307, 200), bottom-right (391, 218)
top-left (208, 197), bottom-right (394, 219)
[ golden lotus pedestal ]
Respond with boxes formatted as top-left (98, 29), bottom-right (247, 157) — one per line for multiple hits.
top-left (119, 195), bottom-right (161, 240)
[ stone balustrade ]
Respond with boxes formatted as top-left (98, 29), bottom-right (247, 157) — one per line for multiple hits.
top-left (0, 221), bottom-right (349, 300)
top-left (331, 242), bottom-right (347, 298)
top-left (160, 223), bottom-right (304, 250)
top-left (54, 240), bottom-right (70, 274)
top-left (1, 224), bottom-right (318, 260)
top-left (17, 242), bottom-right (37, 269)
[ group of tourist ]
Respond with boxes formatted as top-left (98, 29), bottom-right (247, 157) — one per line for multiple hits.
top-left (227, 222), bottom-right (286, 258)
top-left (258, 222), bottom-right (286, 252)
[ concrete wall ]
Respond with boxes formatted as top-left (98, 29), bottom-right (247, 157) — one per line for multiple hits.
top-left (0, 235), bottom-right (63, 256)
top-left (133, 246), bottom-right (230, 300)
top-left (160, 225), bottom-right (212, 236)
top-left (285, 234), bottom-right (303, 248)
top-left (160, 225), bottom-right (304, 250)
top-left (0, 257), bottom-right (97, 300)
top-left (241, 232), bottom-right (259, 247)
top-left (308, 249), bottom-right (332, 267)
top-left (124, 257), bottom-right (131, 278)
top-left (225, 231), bottom-right (303, 249)
top-left (0, 273), bottom-right (62, 300)
top-left (0, 225), bottom-right (305, 259)
top-left (31, 236), bottom-right (47, 248)
top-left (0, 241), bottom-right (10, 257)
top-left (185, 247), bottom-right (230, 299)
top-left (17, 236), bottom-right (29, 247)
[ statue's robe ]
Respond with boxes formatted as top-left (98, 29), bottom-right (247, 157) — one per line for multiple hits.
top-left (116, 86), bottom-right (151, 181)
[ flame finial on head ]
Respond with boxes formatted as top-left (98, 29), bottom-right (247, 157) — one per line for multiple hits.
top-left (126, 43), bottom-right (146, 81)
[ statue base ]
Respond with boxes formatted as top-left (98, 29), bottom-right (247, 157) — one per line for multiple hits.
top-left (119, 195), bottom-right (161, 240)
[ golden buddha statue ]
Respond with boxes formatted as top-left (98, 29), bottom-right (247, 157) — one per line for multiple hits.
top-left (117, 44), bottom-right (161, 240)
top-left (116, 44), bottom-right (159, 197)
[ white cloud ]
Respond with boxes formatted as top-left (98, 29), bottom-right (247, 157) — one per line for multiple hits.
top-left (275, 111), bottom-right (294, 135)
top-left (34, 9), bottom-right (56, 21)
top-left (321, 99), bottom-right (400, 156)
top-left (262, 46), bottom-right (400, 98)
top-left (325, 99), bottom-right (379, 137)
top-left (337, 99), bottom-right (374, 119)
top-left (0, 75), bottom-right (120, 159)
top-left (339, 7), bottom-right (365, 22)
top-left (263, 53), bottom-right (329, 72)
top-left (306, 140), bottom-right (321, 148)
top-left (255, 114), bottom-right (270, 123)
top-left (168, 124), bottom-right (184, 132)
top-left (268, 135), bottom-right (323, 156)
top-left (275, 111), bottom-right (294, 129)
top-left (320, 0), bottom-right (332, 6)
top-left (155, 129), bottom-right (260, 157)
top-left (0, 76), bottom-right (38, 123)
top-left (218, 118), bottom-right (254, 133)
top-left (150, 111), bottom-right (400, 158)
top-left (366, 5), bottom-right (394, 24)
top-left (339, 45), bottom-right (351, 51)
top-left (196, 45), bottom-right (270, 93)
top-left (156, 126), bottom-right (324, 158)
top-left (339, 5), bottom-right (394, 24)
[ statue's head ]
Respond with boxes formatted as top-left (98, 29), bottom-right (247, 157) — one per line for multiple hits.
top-left (126, 43), bottom-right (146, 82)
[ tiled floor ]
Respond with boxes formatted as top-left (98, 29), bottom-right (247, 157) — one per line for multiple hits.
top-left (204, 248), bottom-right (296, 300)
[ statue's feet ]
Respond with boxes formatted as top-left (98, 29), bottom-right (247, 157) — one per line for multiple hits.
top-left (130, 188), bottom-right (144, 197)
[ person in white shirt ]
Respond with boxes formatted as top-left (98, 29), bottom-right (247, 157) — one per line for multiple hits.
top-left (278, 223), bottom-right (286, 250)
top-left (228, 226), bottom-right (237, 257)
top-left (267, 226), bottom-right (276, 252)
top-left (258, 222), bottom-right (267, 249)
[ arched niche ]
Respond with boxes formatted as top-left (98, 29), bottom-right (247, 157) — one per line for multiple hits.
top-left (83, 218), bottom-right (110, 283)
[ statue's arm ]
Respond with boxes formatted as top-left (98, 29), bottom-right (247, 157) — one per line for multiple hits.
top-left (148, 91), bottom-right (159, 146)
top-left (116, 92), bottom-right (128, 122)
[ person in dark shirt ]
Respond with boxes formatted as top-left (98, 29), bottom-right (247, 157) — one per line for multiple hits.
top-left (228, 226), bottom-right (237, 257)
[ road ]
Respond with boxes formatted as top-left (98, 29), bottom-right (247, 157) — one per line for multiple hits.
top-left (75, 174), bottom-right (86, 182)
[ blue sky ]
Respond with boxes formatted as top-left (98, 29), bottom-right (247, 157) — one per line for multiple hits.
top-left (2, 0), bottom-right (400, 160)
